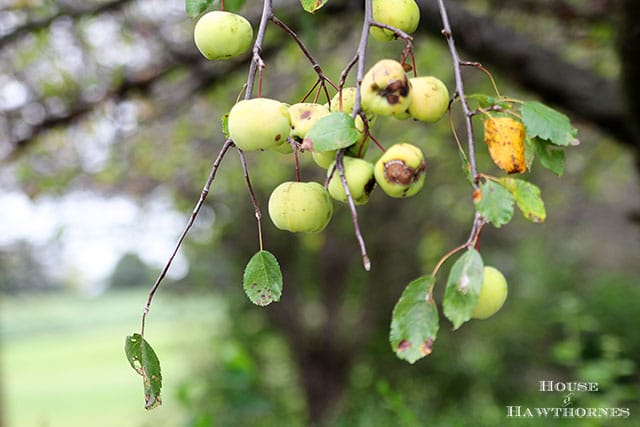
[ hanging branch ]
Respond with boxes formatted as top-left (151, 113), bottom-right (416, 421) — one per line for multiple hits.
top-left (245, 0), bottom-right (273, 99)
top-left (140, 138), bottom-right (233, 336)
top-left (141, 0), bottom-right (278, 335)
top-left (436, 0), bottom-right (480, 187)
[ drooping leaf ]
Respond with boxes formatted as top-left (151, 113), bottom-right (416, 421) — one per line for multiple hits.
top-left (530, 137), bottom-right (565, 176)
top-left (302, 112), bottom-right (359, 152)
top-left (469, 94), bottom-right (512, 110)
top-left (125, 333), bottom-right (162, 410)
top-left (390, 275), bottom-right (439, 364)
top-left (185, 0), bottom-right (213, 18)
top-left (473, 179), bottom-right (515, 227)
top-left (521, 101), bottom-right (578, 147)
top-left (300, 0), bottom-right (328, 13)
top-left (243, 250), bottom-right (283, 306)
top-left (483, 117), bottom-right (527, 174)
top-left (443, 248), bottom-right (484, 330)
top-left (471, 94), bottom-right (497, 109)
top-left (498, 178), bottom-right (547, 223)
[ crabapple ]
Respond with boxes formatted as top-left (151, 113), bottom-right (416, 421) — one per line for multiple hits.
top-left (268, 182), bottom-right (333, 233)
top-left (374, 143), bottom-right (426, 197)
top-left (407, 76), bottom-right (450, 122)
top-left (361, 60), bottom-right (412, 116)
top-left (327, 157), bottom-right (376, 205)
top-left (228, 98), bottom-right (291, 151)
top-left (194, 11), bottom-right (253, 60)
top-left (289, 103), bottom-right (331, 140)
top-left (370, 0), bottom-right (420, 42)
top-left (472, 266), bottom-right (508, 319)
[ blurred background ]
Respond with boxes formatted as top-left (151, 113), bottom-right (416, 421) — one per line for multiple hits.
top-left (1, 0), bottom-right (639, 426)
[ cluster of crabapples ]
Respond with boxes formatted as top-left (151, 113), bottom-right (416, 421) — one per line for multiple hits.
top-left (193, 4), bottom-right (509, 319)
top-left (226, 60), bottom-right (450, 234)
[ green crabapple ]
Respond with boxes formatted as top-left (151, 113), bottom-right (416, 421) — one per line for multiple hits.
top-left (194, 11), bottom-right (253, 60)
top-left (373, 143), bottom-right (426, 197)
top-left (361, 59), bottom-right (412, 117)
top-left (327, 157), bottom-right (376, 205)
top-left (407, 76), bottom-right (450, 122)
top-left (268, 181), bottom-right (333, 233)
top-left (289, 103), bottom-right (331, 141)
top-left (370, 0), bottom-right (420, 42)
top-left (471, 266), bottom-right (508, 319)
top-left (228, 98), bottom-right (291, 151)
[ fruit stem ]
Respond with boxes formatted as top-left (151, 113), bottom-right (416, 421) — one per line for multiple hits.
top-left (238, 149), bottom-right (265, 251)
top-left (140, 138), bottom-right (234, 336)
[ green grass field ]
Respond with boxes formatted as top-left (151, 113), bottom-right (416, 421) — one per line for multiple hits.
top-left (1, 289), bottom-right (226, 427)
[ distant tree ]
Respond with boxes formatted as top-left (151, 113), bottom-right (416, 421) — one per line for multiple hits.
top-left (108, 252), bottom-right (153, 290)
top-left (0, 240), bottom-right (56, 294)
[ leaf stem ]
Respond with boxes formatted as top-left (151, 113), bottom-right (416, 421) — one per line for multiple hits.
top-left (238, 149), bottom-right (264, 251)
top-left (140, 138), bottom-right (234, 336)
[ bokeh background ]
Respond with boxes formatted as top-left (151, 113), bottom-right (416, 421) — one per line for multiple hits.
top-left (1, 0), bottom-right (639, 426)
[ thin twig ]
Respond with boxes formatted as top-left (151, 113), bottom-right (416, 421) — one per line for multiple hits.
top-left (238, 149), bottom-right (264, 251)
top-left (437, 0), bottom-right (480, 188)
top-left (270, 15), bottom-right (339, 92)
top-left (245, 0), bottom-right (273, 99)
top-left (141, 138), bottom-right (234, 336)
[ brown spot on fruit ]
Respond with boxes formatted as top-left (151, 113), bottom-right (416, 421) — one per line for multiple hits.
top-left (383, 160), bottom-right (425, 185)
top-left (300, 110), bottom-right (312, 120)
top-left (397, 340), bottom-right (412, 352)
top-left (387, 95), bottom-right (400, 105)
top-left (275, 134), bottom-right (282, 142)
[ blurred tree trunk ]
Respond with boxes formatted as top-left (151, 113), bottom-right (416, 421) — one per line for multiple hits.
top-left (618, 0), bottom-right (640, 148)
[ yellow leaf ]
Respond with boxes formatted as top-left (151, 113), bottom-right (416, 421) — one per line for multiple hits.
top-left (484, 117), bottom-right (526, 174)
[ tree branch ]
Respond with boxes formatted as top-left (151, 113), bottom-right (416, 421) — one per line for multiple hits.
top-left (0, 0), bottom-right (135, 49)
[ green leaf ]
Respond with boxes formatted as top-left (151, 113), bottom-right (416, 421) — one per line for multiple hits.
top-left (531, 137), bottom-right (565, 176)
top-left (498, 178), bottom-right (547, 223)
top-left (390, 275), bottom-right (439, 364)
top-left (521, 101), bottom-right (578, 147)
top-left (443, 248), bottom-right (484, 330)
top-left (523, 135), bottom-right (536, 171)
top-left (470, 94), bottom-right (496, 109)
top-left (125, 333), bottom-right (162, 410)
top-left (473, 179), bottom-right (515, 227)
top-left (302, 112), bottom-right (359, 152)
top-left (243, 250), bottom-right (283, 306)
top-left (300, 0), bottom-right (328, 13)
top-left (185, 0), bottom-right (213, 18)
